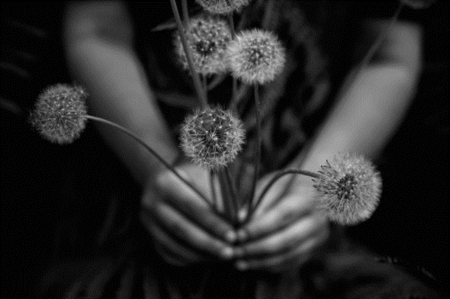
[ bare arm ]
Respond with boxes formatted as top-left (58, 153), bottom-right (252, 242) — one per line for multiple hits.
top-left (296, 19), bottom-right (423, 172)
top-left (64, 1), bottom-right (178, 185)
top-left (64, 1), bottom-right (236, 266)
top-left (234, 20), bottom-right (423, 272)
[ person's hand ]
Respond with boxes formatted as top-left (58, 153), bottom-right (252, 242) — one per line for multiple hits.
top-left (140, 163), bottom-right (237, 266)
top-left (233, 172), bottom-right (330, 272)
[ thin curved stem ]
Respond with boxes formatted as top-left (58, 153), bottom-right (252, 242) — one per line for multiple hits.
top-left (181, 0), bottom-right (189, 26)
top-left (246, 169), bottom-right (321, 223)
top-left (225, 167), bottom-right (239, 218)
top-left (247, 84), bottom-right (261, 215)
top-left (228, 13), bottom-right (239, 112)
top-left (218, 170), bottom-right (236, 224)
top-left (169, 0), bottom-right (207, 108)
top-left (209, 170), bottom-right (219, 213)
top-left (86, 115), bottom-right (211, 206)
top-left (202, 75), bottom-right (208, 103)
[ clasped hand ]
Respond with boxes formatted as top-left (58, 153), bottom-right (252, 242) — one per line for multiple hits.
top-left (140, 164), bottom-right (329, 272)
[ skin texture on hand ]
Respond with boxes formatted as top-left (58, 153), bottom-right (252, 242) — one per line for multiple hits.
top-left (140, 164), bottom-right (238, 266)
top-left (233, 173), bottom-right (330, 273)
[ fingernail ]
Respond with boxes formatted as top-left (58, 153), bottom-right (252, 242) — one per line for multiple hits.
top-left (237, 230), bottom-right (247, 242)
top-left (220, 247), bottom-right (234, 259)
top-left (225, 231), bottom-right (237, 243)
top-left (235, 260), bottom-right (248, 271)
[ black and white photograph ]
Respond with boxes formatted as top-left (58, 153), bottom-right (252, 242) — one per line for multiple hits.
top-left (1, 1), bottom-right (448, 298)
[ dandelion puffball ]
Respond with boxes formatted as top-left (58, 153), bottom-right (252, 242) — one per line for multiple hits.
top-left (313, 153), bottom-right (382, 226)
top-left (180, 107), bottom-right (245, 170)
top-left (226, 29), bottom-right (286, 85)
top-left (30, 84), bottom-right (88, 144)
top-left (174, 15), bottom-right (232, 75)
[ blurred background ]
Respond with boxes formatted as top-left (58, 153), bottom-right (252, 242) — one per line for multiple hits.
top-left (1, 1), bottom-right (448, 297)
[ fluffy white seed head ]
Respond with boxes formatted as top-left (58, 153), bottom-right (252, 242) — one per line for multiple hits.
top-left (313, 153), bottom-right (382, 226)
top-left (180, 107), bottom-right (245, 170)
top-left (30, 84), bottom-right (88, 144)
top-left (226, 29), bottom-right (286, 85)
top-left (174, 15), bottom-right (232, 75)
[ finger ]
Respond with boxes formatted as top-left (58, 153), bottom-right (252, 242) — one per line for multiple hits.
top-left (253, 174), bottom-right (296, 215)
top-left (140, 211), bottom-right (205, 265)
top-left (162, 188), bottom-right (237, 244)
top-left (142, 177), bottom-right (237, 244)
top-left (235, 213), bottom-right (328, 258)
top-left (237, 195), bottom-right (316, 242)
top-left (146, 203), bottom-right (235, 260)
top-left (235, 230), bottom-right (328, 273)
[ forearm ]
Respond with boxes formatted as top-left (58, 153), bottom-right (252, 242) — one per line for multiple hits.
top-left (293, 21), bottom-right (423, 173)
top-left (298, 64), bottom-right (420, 172)
top-left (64, 2), bottom-right (179, 185)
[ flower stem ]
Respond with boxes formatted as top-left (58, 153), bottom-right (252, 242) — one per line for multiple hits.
top-left (247, 84), bottom-right (261, 217)
top-left (169, 0), bottom-right (207, 108)
top-left (218, 170), bottom-right (237, 224)
top-left (86, 115), bottom-right (211, 206)
top-left (246, 169), bottom-right (321, 223)
top-left (202, 75), bottom-right (209, 103)
top-left (228, 13), bottom-right (236, 39)
top-left (225, 167), bottom-right (239, 219)
top-left (210, 170), bottom-right (218, 211)
top-left (181, 0), bottom-right (189, 26)
top-left (228, 13), bottom-right (239, 112)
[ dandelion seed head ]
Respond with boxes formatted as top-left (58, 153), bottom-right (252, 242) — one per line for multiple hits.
top-left (174, 15), bottom-right (232, 75)
top-left (313, 153), bottom-right (382, 226)
top-left (30, 84), bottom-right (88, 144)
top-left (195, 0), bottom-right (251, 15)
top-left (226, 29), bottom-right (286, 85)
top-left (180, 107), bottom-right (245, 170)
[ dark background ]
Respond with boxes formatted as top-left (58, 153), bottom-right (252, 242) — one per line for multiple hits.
top-left (1, 1), bottom-right (448, 297)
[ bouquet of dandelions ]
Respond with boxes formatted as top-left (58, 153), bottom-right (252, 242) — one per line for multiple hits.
top-left (28, 0), bottom-right (434, 291)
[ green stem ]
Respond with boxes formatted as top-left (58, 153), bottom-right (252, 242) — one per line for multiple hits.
top-left (169, 0), bottom-right (207, 108)
top-left (246, 169), bottom-right (321, 223)
top-left (247, 84), bottom-right (261, 217)
top-left (86, 115), bottom-right (211, 206)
